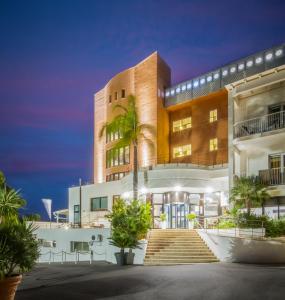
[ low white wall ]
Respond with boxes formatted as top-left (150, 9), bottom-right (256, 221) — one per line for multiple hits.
top-left (198, 230), bottom-right (285, 263)
top-left (35, 228), bottom-right (147, 265)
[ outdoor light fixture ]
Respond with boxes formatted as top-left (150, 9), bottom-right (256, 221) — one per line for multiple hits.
top-left (207, 75), bottom-right (212, 82)
top-left (265, 52), bottom-right (273, 61)
top-left (182, 85), bottom-right (186, 91)
top-left (213, 72), bottom-right (219, 79)
top-left (222, 69), bottom-right (228, 76)
top-left (174, 185), bottom-right (181, 192)
top-left (255, 56), bottom-right (263, 64)
top-left (165, 91), bottom-right (170, 97)
top-left (122, 191), bottom-right (130, 198)
top-left (246, 60), bottom-right (253, 67)
top-left (238, 63), bottom-right (245, 71)
top-left (230, 66), bottom-right (236, 73)
top-left (200, 78), bottom-right (205, 85)
top-left (171, 89), bottom-right (175, 95)
top-left (206, 187), bottom-right (213, 193)
top-left (140, 187), bottom-right (148, 194)
top-left (193, 81), bottom-right (199, 88)
top-left (176, 87), bottom-right (181, 93)
top-left (275, 48), bottom-right (283, 57)
top-left (187, 83), bottom-right (192, 89)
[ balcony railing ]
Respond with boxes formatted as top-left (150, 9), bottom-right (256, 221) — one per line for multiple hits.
top-left (234, 111), bottom-right (285, 138)
top-left (259, 168), bottom-right (285, 186)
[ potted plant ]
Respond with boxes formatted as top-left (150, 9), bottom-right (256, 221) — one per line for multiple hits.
top-left (0, 221), bottom-right (39, 300)
top-left (186, 213), bottom-right (196, 229)
top-left (107, 198), bottom-right (152, 265)
top-left (160, 213), bottom-right (167, 229)
top-left (124, 200), bottom-right (152, 265)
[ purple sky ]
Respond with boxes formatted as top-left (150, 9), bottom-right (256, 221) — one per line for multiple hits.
top-left (0, 0), bottom-right (284, 219)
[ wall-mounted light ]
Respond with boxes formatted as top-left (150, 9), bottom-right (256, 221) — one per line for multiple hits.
top-left (140, 187), bottom-right (148, 195)
top-left (174, 185), bottom-right (181, 192)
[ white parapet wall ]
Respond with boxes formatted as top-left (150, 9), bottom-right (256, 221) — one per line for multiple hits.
top-left (35, 228), bottom-right (147, 265)
top-left (198, 229), bottom-right (285, 263)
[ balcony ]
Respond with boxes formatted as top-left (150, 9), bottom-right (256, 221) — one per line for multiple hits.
top-left (259, 168), bottom-right (285, 186)
top-left (234, 111), bottom-right (285, 139)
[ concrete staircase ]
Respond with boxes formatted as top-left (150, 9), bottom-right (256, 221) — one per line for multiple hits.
top-left (144, 229), bottom-right (218, 265)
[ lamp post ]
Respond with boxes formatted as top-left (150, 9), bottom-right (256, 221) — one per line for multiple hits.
top-left (79, 178), bottom-right (82, 228)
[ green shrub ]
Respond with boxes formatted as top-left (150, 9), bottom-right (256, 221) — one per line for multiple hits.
top-left (215, 219), bottom-right (236, 229)
top-left (107, 199), bottom-right (152, 251)
top-left (0, 221), bottom-right (40, 279)
top-left (186, 213), bottom-right (196, 221)
top-left (264, 218), bottom-right (285, 237)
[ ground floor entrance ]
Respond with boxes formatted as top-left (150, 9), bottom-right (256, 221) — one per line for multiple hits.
top-left (152, 191), bottom-right (211, 229)
top-left (164, 203), bottom-right (189, 228)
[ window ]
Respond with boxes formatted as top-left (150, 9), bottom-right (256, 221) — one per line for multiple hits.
top-left (106, 146), bottom-right (130, 168)
top-left (106, 129), bottom-right (122, 143)
top-left (38, 239), bottom-right (56, 248)
top-left (121, 89), bottom-right (126, 98)
top-left (74, 205), bottom-right (80, 224)
top-left (209, 138), bottom-right (218, 151)
top-left (114, 92), bottom-right (118, 100)
top-left (173, 144), bottom-right (191, 158)
top-left (106, 172), bottom-right (128, 182)
top-left (70, 241), bottom-right (89, 252)
top-left (109, 95), bottom-right (112, 103)
top-left (173, 117), bottom-right (192, 132)
top-left (209, 109), bottom-right (218, 123)
top-left (269, 155), bottom-right (281, 169)
top-left (91, 197), bottom-right (108, 211)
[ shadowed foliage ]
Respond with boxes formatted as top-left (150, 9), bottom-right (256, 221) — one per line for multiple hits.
top-left (230, 176), bottom-right (269, 215)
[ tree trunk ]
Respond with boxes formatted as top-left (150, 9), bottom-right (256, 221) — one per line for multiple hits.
top-left (133, 143), bottom-right (138, 200)
top-left (262, 202), bottom-right (265, 216)
top-left (246, 200), bottom-right (251, 215)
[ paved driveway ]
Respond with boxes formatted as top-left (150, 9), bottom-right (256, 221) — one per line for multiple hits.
top-left (16, 262), bottom-right (285, 300)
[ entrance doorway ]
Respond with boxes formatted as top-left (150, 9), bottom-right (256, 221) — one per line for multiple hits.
top-left (164, 203), bottom-right (189, 228)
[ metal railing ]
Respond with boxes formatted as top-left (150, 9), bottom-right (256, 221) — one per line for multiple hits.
top-left (38, 250), bottom-right (94, 264)
top-left (199, 216), bottom-right (265, 239)
top-left (259, 168), bottom-right (285, 185)
top-left (234, 111), bottom-right (285, 138)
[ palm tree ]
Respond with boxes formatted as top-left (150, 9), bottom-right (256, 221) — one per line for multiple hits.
top-left (0, 171), bottom-right (26, 223)
top-left (230, 176), bottom-right (270, 215)
top-left (100, 95), bottom-right (155, 199)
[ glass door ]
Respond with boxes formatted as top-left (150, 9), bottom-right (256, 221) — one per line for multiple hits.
top-left (165, 203), bottom-right (188, 228)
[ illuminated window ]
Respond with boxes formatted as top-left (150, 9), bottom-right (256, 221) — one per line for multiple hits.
top-left (106, 146), bottom-right (130, 168)
top-left (209, 138), bottom-right (218, 151)
top-left (173, 144), bottom-right (191, 158)
top-left (173, 117), bottom-right (192, 132)
top-left (209, 109), bottom-right (218, 123)
top-left (106, 130), bottom-right (122, 143)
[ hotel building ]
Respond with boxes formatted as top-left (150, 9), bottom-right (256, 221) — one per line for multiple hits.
top-left (69, 43), bottom-right (285, 228)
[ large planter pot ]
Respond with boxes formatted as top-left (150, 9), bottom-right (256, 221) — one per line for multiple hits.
top-left (115, 250), bottom-right (125, 266)
top-left (188, 220), bottom-right (194, 229)
top-left (0, 275), bottom-right (22, 300)
top-left (124, 251), bottom-right (135, 265)
top-left (161, 221), bottom-right (167, 229)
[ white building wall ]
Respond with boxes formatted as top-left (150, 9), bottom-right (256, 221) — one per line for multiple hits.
top-left (36, 228), bottom-right (147, 265)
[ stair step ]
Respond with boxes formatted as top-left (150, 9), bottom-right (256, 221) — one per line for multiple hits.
top-left (146, 249), bottom-right (212, 255)
top-left (144, 258), bottom-right (218, 261)
top-left (145, 255), bottom-right (216, 259)
top-left (145, 229), bottom-right (218, 266)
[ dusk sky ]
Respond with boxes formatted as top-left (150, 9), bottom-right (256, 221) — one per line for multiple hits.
top-left (0, 0), bottom-right (284, 219)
